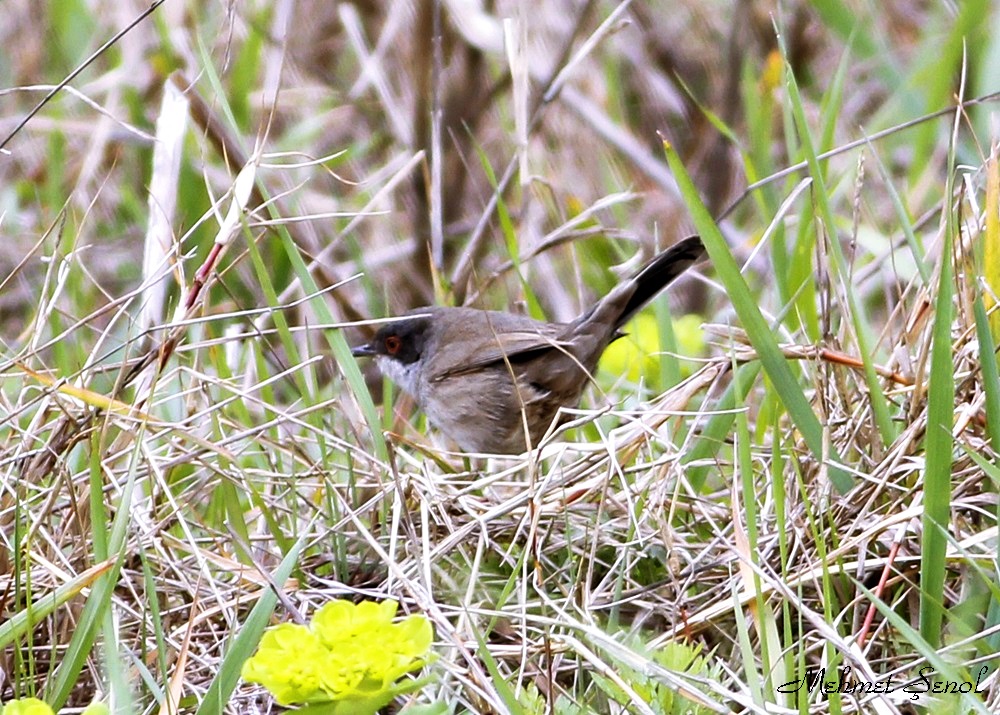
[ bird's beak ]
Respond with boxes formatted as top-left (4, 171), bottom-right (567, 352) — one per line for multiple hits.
top-left (351, 343), bottom-right (376, 358)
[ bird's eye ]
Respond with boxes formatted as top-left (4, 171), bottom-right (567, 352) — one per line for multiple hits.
top-left (384, 335), bottom-right (402, 354)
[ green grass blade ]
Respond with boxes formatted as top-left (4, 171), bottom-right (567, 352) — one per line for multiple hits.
top-left (867, 144), bottom-right (930, 286)
top-left (918, 226), bottom-right (954, 646)
top-left (856, 580), bottom-right (993, 714)
top-left (683, 361), bottom-right (761, 493)
top-left (0, 560), bottom-right (115, 649)
top-left (471, 625), bottom-right (525, 713)
top-left (45, 435), bottom-right (138, 708)
top-left (194, 536), bottom-right (307, 715)
top-left (275, 224), bottom-right (389, 463)
top-left (663, 142), bottom-right (852, 493)
top-left (778, 34), bottom-right (897, 447)
top-left (973, 294), bottom-right (1000, 455)
top-left (973, 292), bottom-right (1000, 648)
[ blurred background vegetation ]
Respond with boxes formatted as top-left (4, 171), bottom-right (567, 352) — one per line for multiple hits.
top-left (5, 0), bottom-right (974, 338)
top-left (3, 0), bottom-right (1000, 713)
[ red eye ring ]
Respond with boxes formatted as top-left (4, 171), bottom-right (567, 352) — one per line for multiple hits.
top-left (384, 335), bottom-right (402, 355)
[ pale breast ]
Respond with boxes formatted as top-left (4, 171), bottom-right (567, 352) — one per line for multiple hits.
top-left (419, 364), bottom-right (566, 453)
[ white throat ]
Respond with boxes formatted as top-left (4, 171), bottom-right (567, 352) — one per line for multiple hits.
top-left (376, 355), bottom-right (423, 400)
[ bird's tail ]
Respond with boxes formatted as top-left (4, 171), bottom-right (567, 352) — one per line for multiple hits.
top-left (614, 235), bottom-right (705, 331)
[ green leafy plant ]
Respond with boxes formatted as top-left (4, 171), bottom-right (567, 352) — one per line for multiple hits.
top-left (592, 641), bottom-right (722, 715)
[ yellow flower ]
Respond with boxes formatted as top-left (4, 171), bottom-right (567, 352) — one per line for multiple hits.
top-left (599, 313), bottom-right (704, 387)
top-left (313, 600), bottom-right (433, 693)
top-left (241, 623), bottom-right (327, 705)
top-left (673, 313), bottom-right (705, 358)
top-left (762, 49), bottom-right (783, 93)
top-left (243, 599), bottom-right (435, 712)
top-left (394, 615), bottom-right (434, 659)
top-left (312, 599), bottom-right (398, 649)
top-left (600, 314), bottom-right (662, 383)
top-left (1, 699), bottom-right (55, 715)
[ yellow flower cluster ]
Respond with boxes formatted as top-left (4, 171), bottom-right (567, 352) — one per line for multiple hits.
top-left (242, 599), bottom-right (434, 713)
top-left (0, 699), bottom-right (54, 715)
top-left (599, 313), bottom-right (704, 385)
top-left (0, 699), bottom-right (107, 715)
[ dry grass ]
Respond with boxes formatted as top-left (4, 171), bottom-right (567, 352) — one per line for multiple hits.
top-left (3, 1), bottom-right (1000, 714)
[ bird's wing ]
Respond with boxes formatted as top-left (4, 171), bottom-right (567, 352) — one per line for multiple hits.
top-left (429, 329), bottom-right (569, 382)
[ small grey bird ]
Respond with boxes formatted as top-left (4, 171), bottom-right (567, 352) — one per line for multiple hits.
top-left (352, 236), bottom-right (705, 454)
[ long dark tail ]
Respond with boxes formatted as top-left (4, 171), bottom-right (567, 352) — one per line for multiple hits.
top-left (614, 235), bottom-right (705, 330)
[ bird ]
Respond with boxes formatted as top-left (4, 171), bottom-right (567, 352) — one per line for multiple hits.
top-left (351, 236), bottom-right (705, 454)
